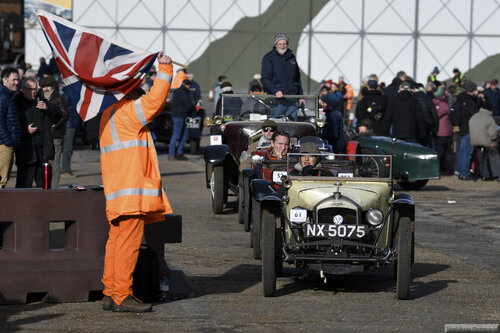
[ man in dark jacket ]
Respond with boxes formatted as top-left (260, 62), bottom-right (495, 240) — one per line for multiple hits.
top-left (0, 67), bottom-right (21, 187)
top-left (414, 83), bottom-right (438, 147)
top-left (168, 79), bottom-right (194, 160)
top-left (14, 77), bottom-right (61, 188)
top-left (484, 78), bottom-right (500, 117)
top-left (261, 32), bottom-right (304, 120)
top-left (40, 76), bottom-right (68, 187)
top-left (383, 71), bottom-right (407, 99)
top-left (355, 79), bottom-right (389, 136)
top-left (385, 81), bottom-right (425, 142)
top-left (451, 81), bottom-right (480, 180)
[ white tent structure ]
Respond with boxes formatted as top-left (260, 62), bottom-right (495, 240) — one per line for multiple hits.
top-left (25, 0), bottom-right (500, 92)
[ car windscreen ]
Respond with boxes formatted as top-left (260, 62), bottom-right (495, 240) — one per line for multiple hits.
top-left (220, 94), bottom-right (318, 122)
top-left (286, 153), bottom-right (392, 180)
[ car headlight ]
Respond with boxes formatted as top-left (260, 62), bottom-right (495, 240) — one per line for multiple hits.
top-left (316, 117), bottom-right (325, 128)
top-left (290, 207), bottom-right (307, 224)
top-left (366, 208), bottom-right (383, 226)
top-left (203, 117), bottom-right (214, 127)
top-left (251, 154), bottom-right (263, 165)
top-left (214, 115), bottom-right (223, 125)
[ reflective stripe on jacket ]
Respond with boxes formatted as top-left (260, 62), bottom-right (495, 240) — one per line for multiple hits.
top-left (99, 63), bottom-right (174, 222)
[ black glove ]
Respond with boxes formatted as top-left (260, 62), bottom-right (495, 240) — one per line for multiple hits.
top-left (301, 165), bottom-right (315, 176)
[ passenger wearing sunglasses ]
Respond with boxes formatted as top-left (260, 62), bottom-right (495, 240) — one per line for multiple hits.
top-left (257, 119), bottom-right (277, 147)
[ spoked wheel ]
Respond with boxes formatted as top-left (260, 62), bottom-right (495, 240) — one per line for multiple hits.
top-left (210, 165), bottom-right (224, 214)
top-left (262, 209), bottom-right (278, 297)
top-left (359, 148), bottom-right (382, 177)
top-left (396, 216), bottom-right (413, 300)
top-left (252, 198), bottom-right (262, 259)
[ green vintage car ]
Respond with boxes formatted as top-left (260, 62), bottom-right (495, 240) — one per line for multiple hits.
top-left (352, 135), bottom-right (440, 190)
top-left (259, 152), bottom-right (415, 300)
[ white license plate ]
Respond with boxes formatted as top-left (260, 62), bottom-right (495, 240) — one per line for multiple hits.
top-left (305, 224), bottom-right (366, 238)
top-left (185, 117), bottom-right (201, 129)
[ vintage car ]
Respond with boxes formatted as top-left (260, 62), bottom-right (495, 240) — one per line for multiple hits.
top-left (203, 94), bottom-right (324, 214)
top-left (349, 134), bottom-right (440, 190)
top-left (256, 152), bottom-right (415, 300)
top-left (244, 137), bottom-right (333, 259)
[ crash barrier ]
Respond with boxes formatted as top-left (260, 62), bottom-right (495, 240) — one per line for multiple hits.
top-left (0, 188), bottom-right (182, 304)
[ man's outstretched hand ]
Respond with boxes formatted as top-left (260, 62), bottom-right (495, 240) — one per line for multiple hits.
top-left (158, 51), bottom-right (172, 65)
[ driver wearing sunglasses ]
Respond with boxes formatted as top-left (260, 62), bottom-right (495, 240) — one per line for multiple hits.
top-left (258, 119), bottom-right (277, 147)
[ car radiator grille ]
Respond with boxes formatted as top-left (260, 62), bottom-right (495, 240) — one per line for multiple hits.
top-left (317, 207), bottom-right (357, 224)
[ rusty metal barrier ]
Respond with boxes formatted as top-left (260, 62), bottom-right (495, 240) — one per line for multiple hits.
top-left (0, 188), bottom-right (182, 304)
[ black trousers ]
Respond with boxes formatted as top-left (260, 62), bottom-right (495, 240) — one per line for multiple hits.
top-left (435, 136), bottom-right (452, 172)
top-left (16, 163), bottom-right (43, 188)
top-left (476, 147), bottom-right (500, 178)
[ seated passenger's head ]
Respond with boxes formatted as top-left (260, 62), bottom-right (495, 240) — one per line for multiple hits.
top-left (299, 142), bottom-right (320, 167)
top-left (261, 119), bottom-right (277, 141)
top-left (270, 130), bottom-right (290, 159)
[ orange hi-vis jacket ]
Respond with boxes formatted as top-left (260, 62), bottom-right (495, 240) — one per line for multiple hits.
top-left (99, 63), bottom-right (174, 223)
top-left (171, 70), bottom-right (186, 89)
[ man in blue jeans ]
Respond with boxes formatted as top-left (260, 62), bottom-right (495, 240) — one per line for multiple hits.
top-left (168, 79), bottom-right (194, 160)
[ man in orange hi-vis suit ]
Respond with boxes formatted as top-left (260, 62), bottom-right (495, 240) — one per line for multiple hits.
top-left (99, 52), bottom-right (173, 313)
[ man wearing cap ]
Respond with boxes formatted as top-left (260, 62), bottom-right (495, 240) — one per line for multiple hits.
top-left (214, 81), bottom-right (242, 116)
top-left (451, 80), bottom-right (480, 180)
top-left (168, 79), bottom-right (194, 160)
top-left (261, 32), bottom-right (305, 120)
top-left (484, 79), bottom-right (500, 117)
top-left (385, 81), bottom-right (425, 143)
top-left (239, 120), bottom-right (277, 170)
top-left (355, 79), bottom-right (389, 136)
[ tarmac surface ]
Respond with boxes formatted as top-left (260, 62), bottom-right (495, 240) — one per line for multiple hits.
top-left (1, 137), bottom-right (499, 332)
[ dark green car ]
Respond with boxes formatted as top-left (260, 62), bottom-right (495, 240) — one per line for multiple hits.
top-left (352, 135), bottom-right (440, 190)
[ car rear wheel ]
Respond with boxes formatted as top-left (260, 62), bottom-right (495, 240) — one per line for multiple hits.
top-left (360, 148), bottom-right (382, 177)
top-left (262, 209), bottom-right (277, 297)
top-left (397, 179), bottom-right (428, 190)
top-left (243, 178), bottom-right (251, 232)
top-left (252, 198), bottom-right (262, 259)
top-left (237, 175), bottom-right (244, 225)
top-left (396, 216), bottom-right (412, 300)
top-left (189, 138), bottom-right (199, 155)
top-left (210, 165), bottom-right (224, 214)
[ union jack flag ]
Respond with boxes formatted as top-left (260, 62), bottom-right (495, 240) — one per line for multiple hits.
top-left (37, 9), bottom-right (158, 121)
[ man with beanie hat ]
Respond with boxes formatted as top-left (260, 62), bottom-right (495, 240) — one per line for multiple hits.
top-left (261, 32), bottom-right (304, 120)
top-left (258, 119), bottom-right (277, 146)
top-left (451, 80), bottom-right (480, 180)
top-left (214, 81), bottom-right (242, 116)
top-left (469, 102), bottom-right (500, 180)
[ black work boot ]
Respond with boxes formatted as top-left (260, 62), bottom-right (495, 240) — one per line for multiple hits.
top-left (102, 296), bottom-right (113, 311)
top-left (112, 295), bottom-right (152, 313)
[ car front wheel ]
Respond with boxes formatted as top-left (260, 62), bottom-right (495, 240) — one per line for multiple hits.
top-left (252, 198), bottom-right (262, 259)
top-left (210, 165), bottom-right (224, 214)
top-left (396, 216), bottom-right (413, 300)
top-left (262, 209), bottom-right (277, 297)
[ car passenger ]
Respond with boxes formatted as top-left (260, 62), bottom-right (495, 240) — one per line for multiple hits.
top-left (290, 141), bottom-right (321, 176)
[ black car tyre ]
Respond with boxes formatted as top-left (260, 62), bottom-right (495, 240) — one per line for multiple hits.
top-left (210, 165), bottom-right (224, 214)
top-left (237, 180), bottom-right (245, 225)
top-left (189, 138), bottom-right (199, 155)
top-left (243, 179), bottom-right (251, 232)
top-left (397, 179), bottom-right (428, 190)
top-left (252, 198), bottom-right (262, 259)
top-left (262, 209), bottom-right (277, 297)
top-left (396, 216), bottom-right (412, 300)
top-left (360, 147), bottom-right (382, 177)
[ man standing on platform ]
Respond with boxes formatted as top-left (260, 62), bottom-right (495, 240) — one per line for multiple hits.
top-left (100, 52), bottom-right (174, 313)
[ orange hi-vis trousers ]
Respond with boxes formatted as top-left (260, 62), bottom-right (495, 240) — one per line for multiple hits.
top-left (102, 216), bottom-right (145, 305)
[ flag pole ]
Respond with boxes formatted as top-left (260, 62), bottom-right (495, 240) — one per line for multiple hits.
top-left (172, 60), bottom-right (187, 68)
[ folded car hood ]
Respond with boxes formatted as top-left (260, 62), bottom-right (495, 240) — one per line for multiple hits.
top-left (289, 181), bottom-right (391, 211)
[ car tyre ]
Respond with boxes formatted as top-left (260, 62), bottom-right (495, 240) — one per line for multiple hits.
top-left (262, 209), bottom-right (277, 297)
top-left (396, 216), bottom-right (412, 300)
top-left (237, 175), bottom-right (245, 225)
top-left (360, 147), bottom-right (383, 177)
top-left (243, 178), bottom-right (251, 232)
top-left (397, 179), bottom-right (428, 190)
top-left (252, 198), bottom-right (261, 259)
top-left (189, 138), bottom-right (199, 155)
top-left (211, 165), bottom-right (224, 214)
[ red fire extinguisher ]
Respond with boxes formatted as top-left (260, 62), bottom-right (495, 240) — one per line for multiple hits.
top-left (43, 162), bottom-right (52, 189)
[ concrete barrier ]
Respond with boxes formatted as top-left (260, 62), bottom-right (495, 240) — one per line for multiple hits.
top-left (0, 188), bottom-right (182, 304)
